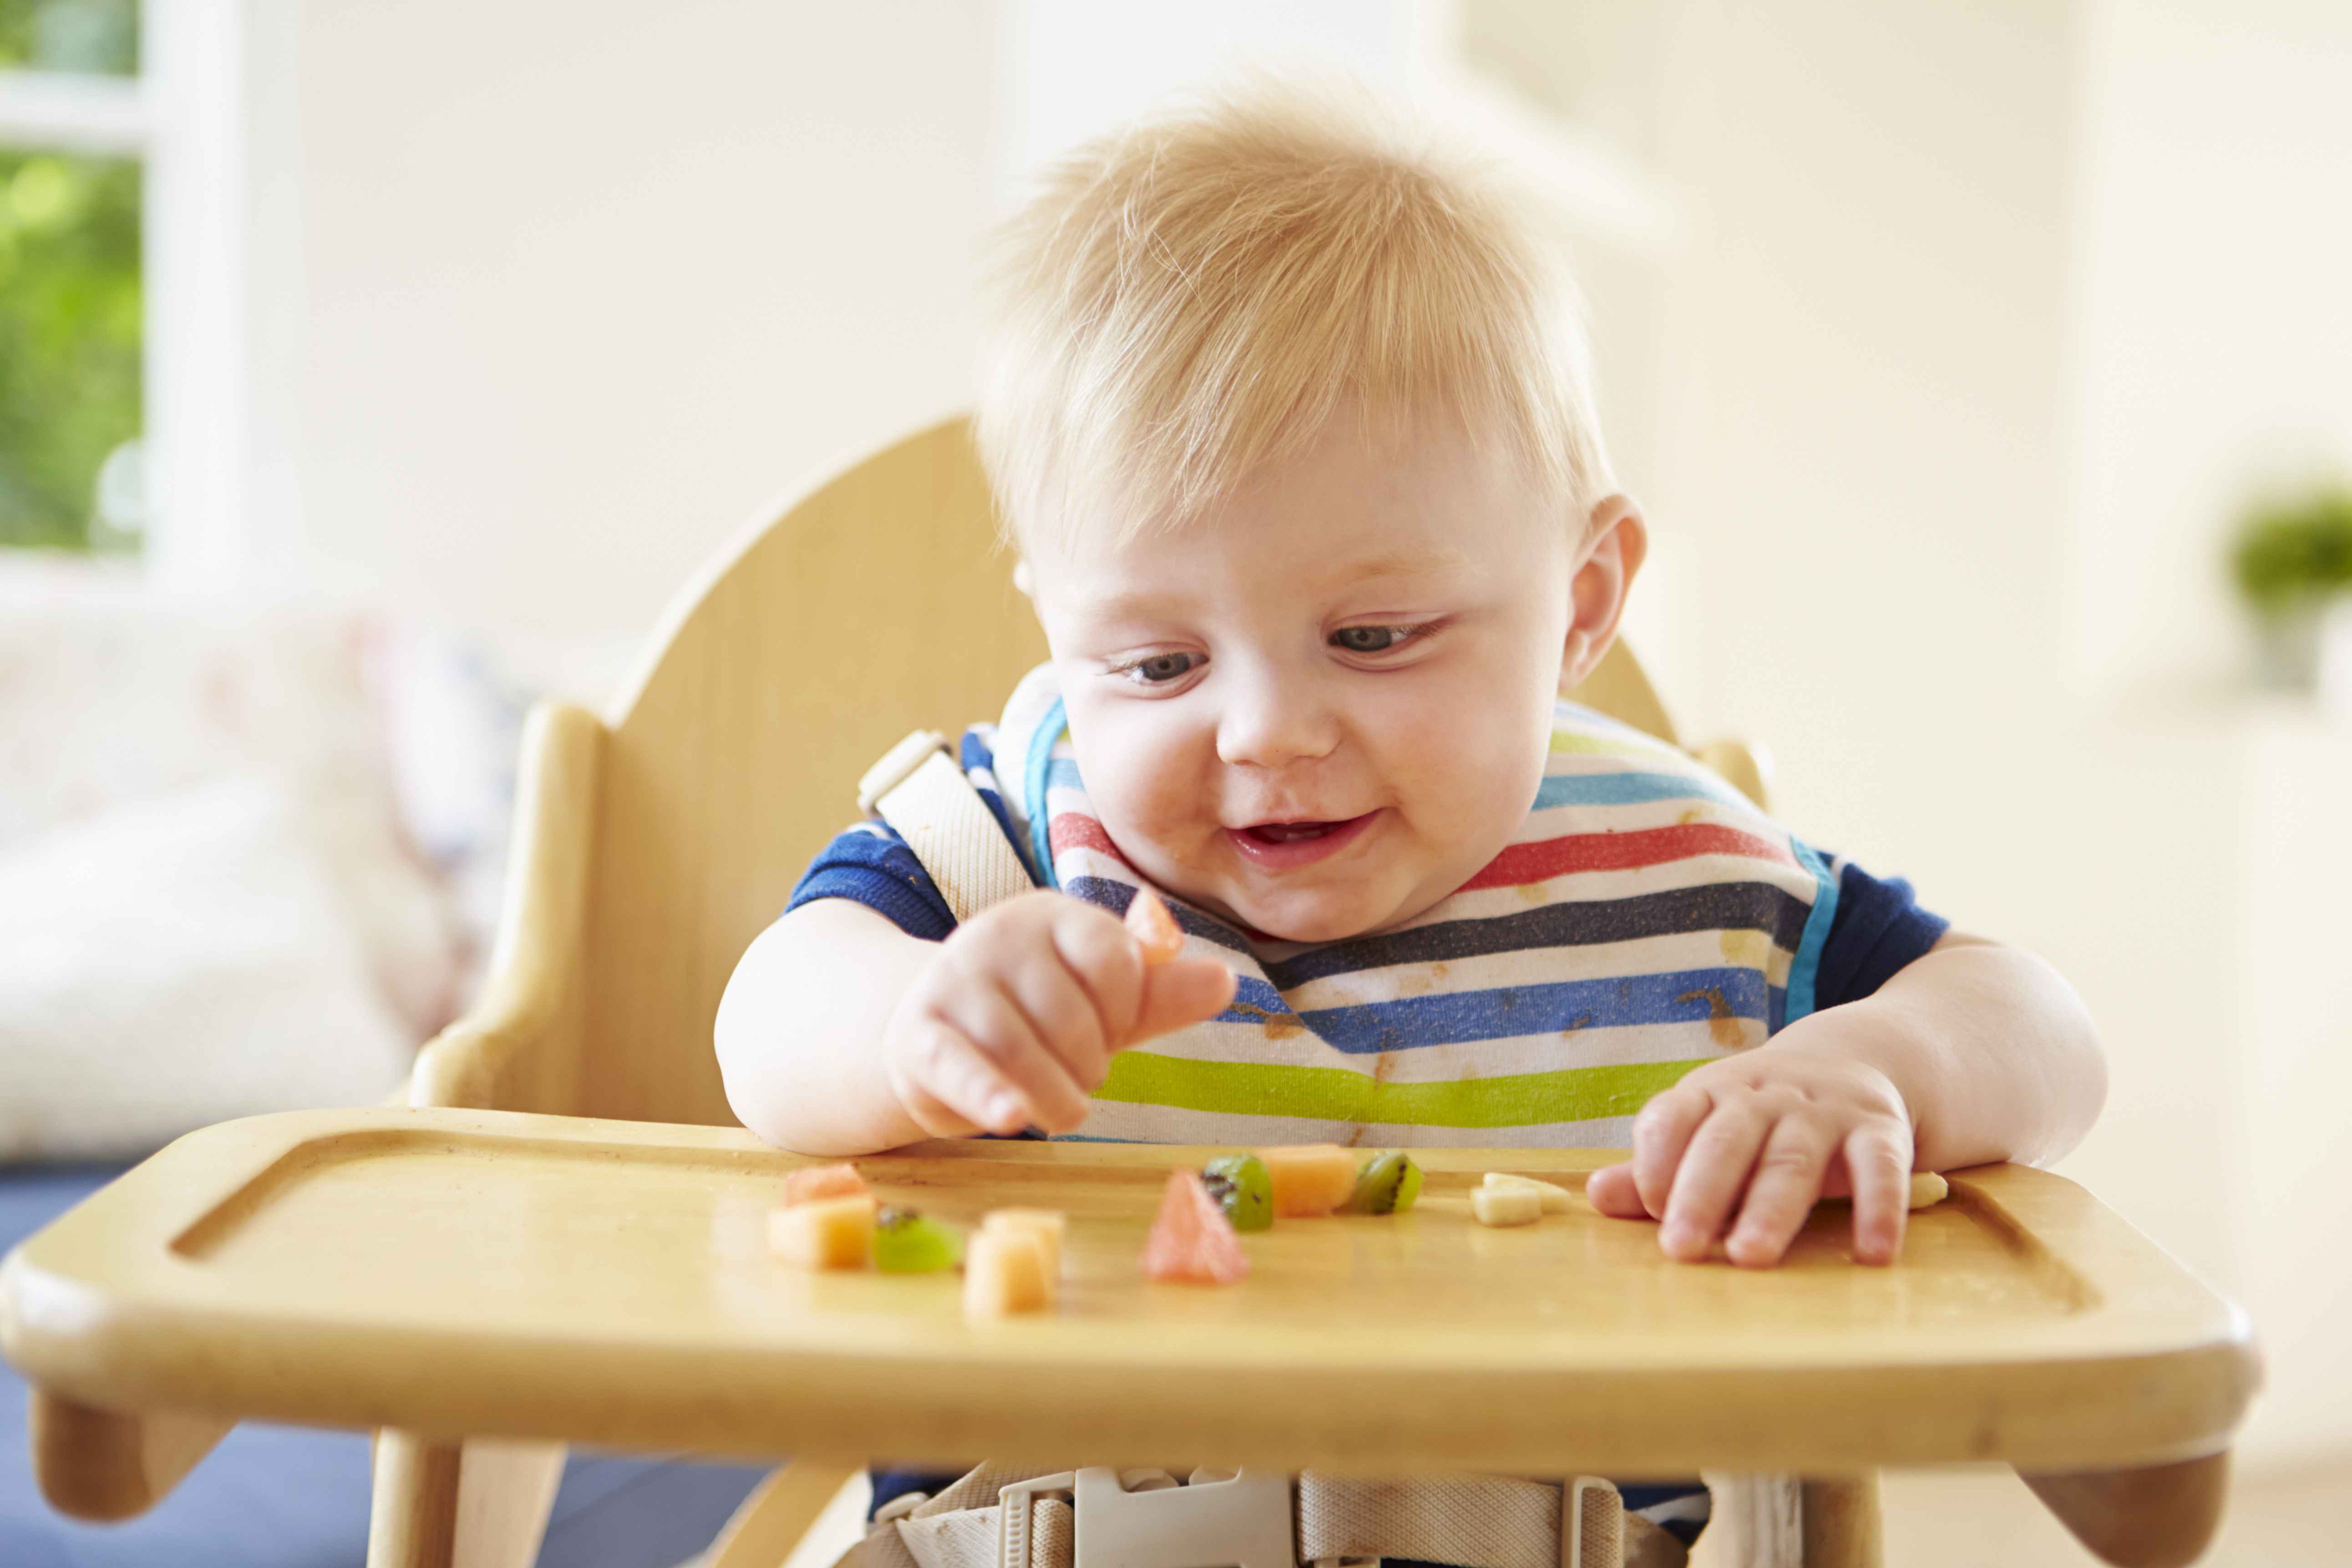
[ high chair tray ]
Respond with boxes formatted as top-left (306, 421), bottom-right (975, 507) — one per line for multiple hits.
top-left (0, 1106), bottom-right (2255, 1475)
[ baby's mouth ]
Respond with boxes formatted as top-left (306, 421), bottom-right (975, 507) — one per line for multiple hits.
top-left (1225, 810), bottom-right (1380, 869)
top-left (1242, 820), bottom-right (1345, 844)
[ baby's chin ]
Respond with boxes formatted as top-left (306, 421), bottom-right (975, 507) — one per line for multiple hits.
top-left (1208, 879), bottom-right (1427, 945)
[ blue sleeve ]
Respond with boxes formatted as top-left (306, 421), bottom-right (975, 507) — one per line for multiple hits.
top-left (786, 823), bottom-right (958, 941)
top-left (1811, 858), bottom-right (1950, 1010)
top-left (782, 726), bottom-right (1036, 942)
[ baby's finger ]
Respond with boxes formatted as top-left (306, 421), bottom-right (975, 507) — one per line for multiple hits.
top-left (1130, 956), bottom-right (1238, 1043)
top-left (1724, 1116), bottom-right (1836, 1269)
top-left (1050, 902), bottom-right (1148, 1048)
top-left (933, 985), bottom-right (1094, 1133)
top-left (1659, 1102), bottom-right (1770, 1261)
top-left (896, 1018), bottom-right (1027, 1137)
top-left (1630, 1084), bottom-right (1714, 1220)
top-left (1000, 940), bottom-right (1114, 1091)
top-left (1844, 1125), bottom-right (1912, 1266)
top-left (1586, 1162), bottom-right (1648, 1218)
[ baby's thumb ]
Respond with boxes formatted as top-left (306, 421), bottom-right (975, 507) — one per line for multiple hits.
top-left (1128, 957), bottom-right (1238, 1044)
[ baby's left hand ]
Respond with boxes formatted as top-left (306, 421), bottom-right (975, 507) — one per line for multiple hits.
top-left (1587, 1043), bottom-right (1915, 1267)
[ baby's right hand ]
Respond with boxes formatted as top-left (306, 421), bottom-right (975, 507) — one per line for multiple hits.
top-left (881, 890), bottom-right (1237, 1138)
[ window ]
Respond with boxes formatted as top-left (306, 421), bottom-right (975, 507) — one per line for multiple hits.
top-left (0, 0), bottom-right (143, 552)
top-left (0, 0), bottom-right (251, 579)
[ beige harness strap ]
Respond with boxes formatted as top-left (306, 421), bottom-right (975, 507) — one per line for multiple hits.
top-left (832, 1466), bottom-right (1685, 1568)
top-left (858, 731), bottom-right (1035, 923)
top-left (1296, 1473), bottom-right (1563, 1568)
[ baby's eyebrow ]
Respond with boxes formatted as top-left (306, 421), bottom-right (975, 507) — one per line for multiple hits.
top-left (1330, 545), bottom-right (1473, 586)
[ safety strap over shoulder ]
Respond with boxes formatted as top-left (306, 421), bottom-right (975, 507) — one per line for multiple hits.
top-left (858, 731), bottom-right (1036, 924)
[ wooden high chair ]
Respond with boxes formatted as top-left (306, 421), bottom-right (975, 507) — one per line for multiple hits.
top-left (1, 419), bottom-right (2257, 1568)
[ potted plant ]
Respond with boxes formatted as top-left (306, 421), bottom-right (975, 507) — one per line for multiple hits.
top-left (2229, 486), bottom-right (2352, 690)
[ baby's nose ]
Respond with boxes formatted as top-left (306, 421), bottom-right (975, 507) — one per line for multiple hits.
top-left (1215, 677), bottom-right (1342, 769)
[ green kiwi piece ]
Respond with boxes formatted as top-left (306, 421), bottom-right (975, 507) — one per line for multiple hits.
top-left (873, 1205), bottom-right (963, 1273)
top-left (1348, 1151), bottom-right (1424, 1215)
top-left (1200, 1154), bottom-right (1274, 1231)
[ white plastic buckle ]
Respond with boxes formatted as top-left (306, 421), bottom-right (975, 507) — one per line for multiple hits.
top-left (857, 729), bottom-right (951, 815)
top-left (996, 1467), bottom-right (1295, 1568)
top-left (1563, 1477), bottom-right (1618, 1568)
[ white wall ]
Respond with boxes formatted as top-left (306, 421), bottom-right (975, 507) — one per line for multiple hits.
top-left (274, 0), bottom-right (1000, 643)
top-left (1642, 0), bottom-right (2352, 1469)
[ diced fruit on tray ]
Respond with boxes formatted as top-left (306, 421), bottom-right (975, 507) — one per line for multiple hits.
top-left (981, 1208), bottom-right (1066, 1279)
top-left (1346, 1152), bottom-right (1424, 1215)
top-left (965, 1227), bottom-right (1054, 1317)
top-left (1125, 885), bottom-right (1186, 965)
top-left (781, 1162), bottom-right (869, 1208)
top-left (873, 1206), bottom-right (963, 1274)
top-left (768, 1194), bottom-right (878, 1268)
top-left (1481, 1172), bottom-right (1572, 1214)
top-left (1200, 1154), bottom-right (1274, 1231)
top-left (1909, 1172), bottom-right (1950, 1209)
top-left (1140, 1170), bottom-right (1250, 1285)
top-left (1471, 1184), bottom-right (1544, 1228)
top-left (1258, 1144), bottom-right (1359, 1218)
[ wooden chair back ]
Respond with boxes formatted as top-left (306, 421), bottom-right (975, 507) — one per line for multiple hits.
top-left (523, 416), bottom-right (1686, 1127)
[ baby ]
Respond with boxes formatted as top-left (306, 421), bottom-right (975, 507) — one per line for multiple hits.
top-left (716, 84), bottom-right (2106, 1275)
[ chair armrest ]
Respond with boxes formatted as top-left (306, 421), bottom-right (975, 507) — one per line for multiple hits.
top-left (409, 701), bottom-right (604, 1113)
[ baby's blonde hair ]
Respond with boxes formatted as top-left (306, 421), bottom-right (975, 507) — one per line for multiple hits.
top-left (975, 78), bottom-right (1615, 555)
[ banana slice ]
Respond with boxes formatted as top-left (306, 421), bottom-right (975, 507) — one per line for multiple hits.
top-left (1481, 1172), bottom-right (1574, 1214)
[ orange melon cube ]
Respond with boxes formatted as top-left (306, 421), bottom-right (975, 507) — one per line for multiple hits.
top-left (1257, 1144), bottom-right (1359, 1218)
top-left (981, 1208), bottom-right (1066, 1278)
top-left (781, 1162), bottom-right (869, 1207)
top-left (768, 1194), bottom-right (877, 1269)
top-left (964, 1227), bottom-right (1054, 1317)
top-left (1125, 886), bottom-right (1186, 965)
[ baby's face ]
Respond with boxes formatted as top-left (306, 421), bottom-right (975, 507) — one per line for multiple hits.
top-left (1026, 418), bottom-right (1582, 943)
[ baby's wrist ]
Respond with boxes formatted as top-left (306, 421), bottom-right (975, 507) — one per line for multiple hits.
top-left (1764, 999), bottom-right (1938, 1132)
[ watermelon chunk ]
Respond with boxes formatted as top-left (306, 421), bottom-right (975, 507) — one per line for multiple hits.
top-left (1140, 1170), bottom-right (1250, 1285)
top-left (781, 1162), bottom-right (868, 1207)
top-left (1125, 885), bottom-right (1186, 966)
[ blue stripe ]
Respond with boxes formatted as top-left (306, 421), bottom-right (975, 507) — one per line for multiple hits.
top-left (1226, 966), bottom-right (1771, 1054)
top-left (1530, 769), bottom-right (1754, 812)
top-left (1782, 838), bottom-right (1840, 1027)
top-left (1023, 698), bottom-right (1066, 891)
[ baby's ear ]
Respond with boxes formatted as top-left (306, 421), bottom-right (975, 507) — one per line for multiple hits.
top-left (1562, 495), bottom-right (1647, 689)
top-left (1012, 558), bottom-right (1036, 599)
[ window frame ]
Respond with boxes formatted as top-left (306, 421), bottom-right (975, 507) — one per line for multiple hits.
top-left (0, 0), bottom-right (255, 584)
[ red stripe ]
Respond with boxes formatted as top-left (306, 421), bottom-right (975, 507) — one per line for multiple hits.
top-left (1049, 812), bottom-right (1132, 868)
top-left (1460, 822), bottom-right (1795, 890)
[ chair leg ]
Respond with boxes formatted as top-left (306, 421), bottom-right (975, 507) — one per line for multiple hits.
top-left (704, 1460), bottom-right (868, 1568)
top-left (1799, 1476), bottom-right (1881, 1568)
top-left (368, 1432), bottom-right (568, 1568)
top-left (2018, 1451), bottom-right (2229, 1568)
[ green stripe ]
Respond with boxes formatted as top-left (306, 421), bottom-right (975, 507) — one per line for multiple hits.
top-left (1095, 1052), bottom-right (1704, 1129)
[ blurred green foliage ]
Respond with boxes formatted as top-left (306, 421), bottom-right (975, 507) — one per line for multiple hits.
top-left (0, 0), bottom-right (137, 74)
top-left (0, 149), bottom-right (141, 550)
top-left (2231, 487), bottom-right (2352, 619)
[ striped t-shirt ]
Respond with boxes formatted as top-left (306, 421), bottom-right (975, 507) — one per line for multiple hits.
top-left (789, 666), bottom-right (1946, 1150)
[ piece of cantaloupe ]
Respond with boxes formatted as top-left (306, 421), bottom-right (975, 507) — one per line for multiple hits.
top-left (768, 1193), bottom-right (877, 1268)
top-left (781, 1162), bottom-right (869, 1208)
top-left (1257, 1144), bottom-right (1359, 1218)
top-left (964, 1226), bottom-right (1054, 1317)
top-left (981, 1208), bottom-right (1066, 1278)
top-left (1125, 886), bottom-right (1186, 965)
top-left (1140, 1170), bottom-right (1249, 1284)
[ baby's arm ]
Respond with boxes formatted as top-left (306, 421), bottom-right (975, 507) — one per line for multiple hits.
top-left (1587, 932), bottom-right (2105, 1267)
top-left (716, 891), bottom-right (1236, 1156)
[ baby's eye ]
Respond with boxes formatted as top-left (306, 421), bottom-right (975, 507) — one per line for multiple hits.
top-left (1331, 624), bottom-right (1420, 655)
top-left (1117, 650), bottom-right (1204, 685)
